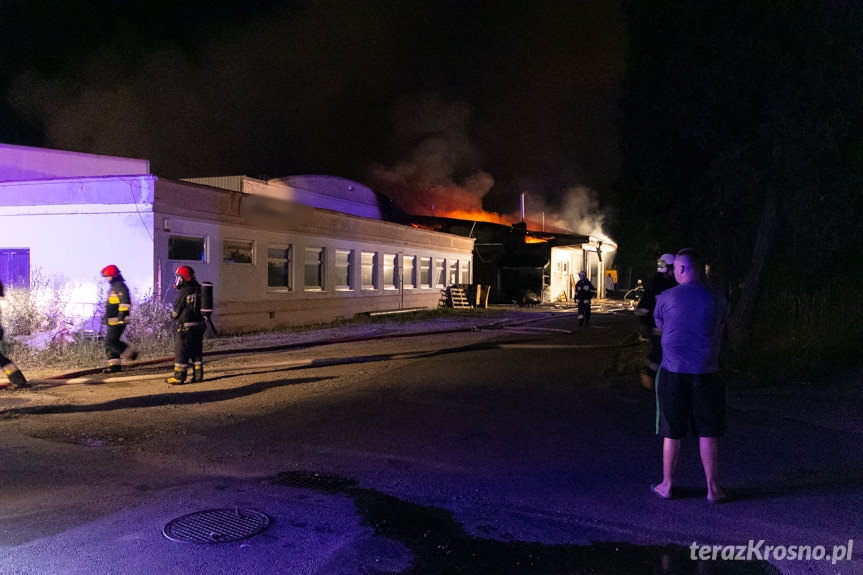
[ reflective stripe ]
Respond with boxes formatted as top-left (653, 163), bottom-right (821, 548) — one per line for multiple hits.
top-left (3, 362), bottom-right (18, 375)
top-left (183, 322), bottom-right (205, 328)
top-left (118, 304), bottom-right (131, 311)
top-left (174, 363), bottom-right (188, 370)
top-left (108, 296), bottom-right (120, 304)
top-left (108, 359), bottom-right (121, 365)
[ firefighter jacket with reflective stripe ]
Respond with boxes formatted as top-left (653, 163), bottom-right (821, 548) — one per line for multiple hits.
top-left (105, 278), bottom-right (132, 325)
top-left (575, 278), bottom-right (597, 303)
top-left (172, 280), bottom-right (205, 332)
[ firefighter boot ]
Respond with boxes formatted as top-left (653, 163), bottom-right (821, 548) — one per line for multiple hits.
top-left (166, 365), bottom-right (188, 385)
top-left (4, 365), bottom-right (29, 390)
top-left (121, 346), bottom-right (139, 362)
top-left (103, 362), bottom-right (123, 374)
top-left (191, 363), bottom-right (204, 383)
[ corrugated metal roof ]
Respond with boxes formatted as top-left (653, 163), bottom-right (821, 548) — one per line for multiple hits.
top-left (180, 175), bottom-right (266, 192)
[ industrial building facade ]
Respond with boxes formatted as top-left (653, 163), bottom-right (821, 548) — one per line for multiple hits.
top-left (0, 144), bottom-right (474, 333)
top-left (407, 217), bottom-right (615, 305)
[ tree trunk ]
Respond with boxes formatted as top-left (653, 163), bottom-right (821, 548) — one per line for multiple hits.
top-left (726, 190), bottom-right (776, 359)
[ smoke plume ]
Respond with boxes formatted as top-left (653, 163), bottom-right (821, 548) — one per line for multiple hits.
top-left (369, 95), bottom-right (496, 216)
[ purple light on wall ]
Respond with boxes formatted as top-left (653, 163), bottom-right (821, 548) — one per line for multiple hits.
top-left (0, 143), bottom-right (149, 182)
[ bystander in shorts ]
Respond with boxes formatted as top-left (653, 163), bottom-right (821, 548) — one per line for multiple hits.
top-left (656, 368), bottom-right (726, 439)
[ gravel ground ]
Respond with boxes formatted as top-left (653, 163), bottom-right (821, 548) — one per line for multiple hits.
top-left (11, 304), bottom-right (617, 382)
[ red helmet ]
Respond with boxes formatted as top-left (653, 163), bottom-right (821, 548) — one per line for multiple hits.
top-left (101, 265), bottom-right (121, 279)
top-left (174, 265), bottom-right (195, 288)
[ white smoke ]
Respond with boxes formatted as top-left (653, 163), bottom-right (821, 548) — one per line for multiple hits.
top-left (545, 186), bottom-right (607, 239)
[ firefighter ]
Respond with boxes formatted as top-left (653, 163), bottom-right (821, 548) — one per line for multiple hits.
top-left (166, 265), bottom-right (206, 385)
top-left (101, 265), bottom-right (138, 373)
top-left (0, 280), bottom-right (29, 389)
top-left (635, 253), bottom-right (678, 390)
top-left (574, 271), bottom-right (597, 327)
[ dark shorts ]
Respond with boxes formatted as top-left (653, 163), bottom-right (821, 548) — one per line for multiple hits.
top-left (655, 368), bottom-right (726, 438)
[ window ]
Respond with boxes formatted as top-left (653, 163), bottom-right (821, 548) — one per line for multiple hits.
top-left (420, 257), bottom-right (431, 288)
top-left (304, 247), bottom-right (325, 291)
top-left (267, 246), bottom-right (292, 289)
top-left (448, 260), bottom-right (458, 286)
top-left (460, 260), bottom-right (470, 284)
top-left (0, 249), bottom-right (30, 287)
top-left (169, 236), bottom-right (206, 261)
top-left (361, 252), bottom-right (377, 290)
top-left (434, 258), bottom-right (445, 287)
top-left (383, 254), bottom-right (397, 289)
top-left (403, 255), bottom-right (415, 289)
top-left (335, 250), bottom-right (353, 290)
top-left (223, 239), bottom-right (254, 264)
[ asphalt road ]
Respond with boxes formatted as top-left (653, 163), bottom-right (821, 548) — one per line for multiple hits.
top-left (0, 310), bottom-right (860, 574)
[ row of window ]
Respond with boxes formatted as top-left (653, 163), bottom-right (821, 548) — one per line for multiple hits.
top-left (275, 247), bottom-right (471, 291)
top-left (167, 235), bottom-right (470, 292)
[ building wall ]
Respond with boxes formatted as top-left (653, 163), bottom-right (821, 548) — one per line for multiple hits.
top-left (0, 176), bottom-right (155, 322)
top-left (0, 143), bottom-right (149, 182)
top-left (154, 179), bottom-right (474, 332)
top-left (550, 247), bottom-right (583, 301)
top-left (0, 146), bottom-right (475, 333)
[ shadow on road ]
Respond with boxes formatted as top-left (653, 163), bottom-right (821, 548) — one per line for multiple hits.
top-left (273, 471), bottom-right (779, 575)
top-left (3, 376), bottom-right (335, 415)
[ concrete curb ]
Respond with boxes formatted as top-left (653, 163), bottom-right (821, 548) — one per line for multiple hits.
top-left (41, 312), bottom-right (564, 382)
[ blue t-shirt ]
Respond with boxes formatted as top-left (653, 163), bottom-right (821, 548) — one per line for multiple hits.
top-left (654, 282), bottom-right (725, 374)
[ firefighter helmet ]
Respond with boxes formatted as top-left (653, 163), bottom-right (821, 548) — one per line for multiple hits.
top-left (174, 265), bottom-right (195, 288)
top-left (657, 253), bottom-right (675, 273)
top-left (101, 265), bottom-right (121, 280)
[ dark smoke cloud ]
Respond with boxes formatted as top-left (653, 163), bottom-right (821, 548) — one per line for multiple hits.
top-left (369, 95), bottom-right (610, 239)
top-left (4, 1), bottom-right (624, 229)
top-left (6, 3), bottom-right (409, 178)
top-left (369, 95), bottom-right (495, 215)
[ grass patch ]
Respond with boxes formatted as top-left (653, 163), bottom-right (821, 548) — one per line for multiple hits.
top-left (7, 305), bottom-right (507, 373)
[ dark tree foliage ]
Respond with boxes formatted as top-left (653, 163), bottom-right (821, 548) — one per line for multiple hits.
top-left (615, 1), bottom-right (863, 370)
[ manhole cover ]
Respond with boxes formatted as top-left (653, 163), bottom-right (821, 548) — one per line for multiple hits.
top-left (273, 471), bottom-right (356, 493)
top-left (163, 508), bottom-right (270, 543)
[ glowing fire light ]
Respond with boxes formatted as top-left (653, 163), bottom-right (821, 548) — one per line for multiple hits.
top-left (432, 209), bottom-right (603, 242)
top-left (435, 209), bottom-right (516, 225)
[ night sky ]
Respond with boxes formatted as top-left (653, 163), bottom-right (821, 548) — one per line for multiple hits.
top-left (0, 0), bottom-right (625, 226)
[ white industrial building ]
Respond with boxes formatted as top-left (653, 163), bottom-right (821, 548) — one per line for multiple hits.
top-left (0, 143), bottom-right (474, 332)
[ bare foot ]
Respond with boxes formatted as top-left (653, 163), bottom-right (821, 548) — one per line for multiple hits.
top-left (707, 487), bottom-right (732, 503)
top-left (651, 482), bottom-right (673, 500)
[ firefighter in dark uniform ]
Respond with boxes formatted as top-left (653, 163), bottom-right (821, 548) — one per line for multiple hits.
top-left (574, 271), bottom-right (597, 327)
top-left (101, 265), bottom-right (138, 373)
top-left (0, 280), bottom-right (29, 389)
top-left (166, 266), bottom-right (206, 385)
top-left (635, 253), bottom-right (677, 390)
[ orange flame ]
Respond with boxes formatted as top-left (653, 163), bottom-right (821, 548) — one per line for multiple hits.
top-left (436, 209), bottom-right (517, 225)
top-left (434, 209), bottom-right (573, 239)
